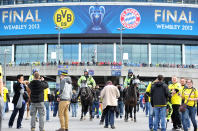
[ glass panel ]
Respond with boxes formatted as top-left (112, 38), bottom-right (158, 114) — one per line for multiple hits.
top-left (97, 44), bottom-right (113, 62)
top-left (151, 44), bottom-right (181, 64)
top-left (15, 44), bottom-right (44, 64)
top-left (48, 44), bottom-right (78, 62)
top-left (185, 45), bottom-right (198, 64)
top-left (0, 45), bottom-right (12, 64)
top-left (117, 44), bottom-right (148, 64)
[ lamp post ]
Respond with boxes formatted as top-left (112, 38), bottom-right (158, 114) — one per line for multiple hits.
top-left (117, 26), bottom-right (125, 65)
top-left (3, 49), bottom-right (9, 84)
top-left (55, 26), bottom-right (63, 65)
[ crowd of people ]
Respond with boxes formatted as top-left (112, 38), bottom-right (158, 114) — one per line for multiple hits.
top-left (0, 68), bottom-right (197, 131)
top-left (3, 61), bottom-right (198, 69)
top-left (146, 76), bottom-right (198, 131)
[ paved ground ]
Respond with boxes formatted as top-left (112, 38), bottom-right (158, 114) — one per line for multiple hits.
top-left (1, 106), bottom-right (192, 131)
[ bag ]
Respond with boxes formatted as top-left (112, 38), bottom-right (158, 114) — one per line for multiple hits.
top-left (71, 94), bottom-right (78, 103)
top-left (179, 88), bottom-right (194, 112)
top-left (48, 94), bottom-right (54, 102)
top-left (179, 103), bottom-right (187, 112)
top-left (23, 91), bottom-right (29, 102)
top-left (16, 89), bottom-right (24, 109)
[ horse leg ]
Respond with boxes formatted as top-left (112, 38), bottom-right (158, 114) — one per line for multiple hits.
top-left (80, 104), bottom-right (84, 121)
top-left (130, 106), bottom-right (133, 121)
top-left (134, 105), bottom-right (136, 122)
top-left (84, 105), bottom-right (88, 120)
top-left (124, 105), bottom-right (128, 122)
top-left (89, 104), bottom-right (93, 121)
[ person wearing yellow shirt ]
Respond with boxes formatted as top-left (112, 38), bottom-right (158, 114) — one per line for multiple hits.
top-left (182, 79), bottom-right (198, 131)
top-left (3, 85), bottom-right (9, 119)
top-left (168, 76), bottom-right (182, 130)
top-left (180, 78), bottom-right (190, 130)
top-left (0, 78), bottom-right (4, 131)
top-left (44, 88), bottom-right (51, 121)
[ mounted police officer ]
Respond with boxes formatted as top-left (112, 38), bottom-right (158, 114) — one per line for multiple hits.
top-left (124, 69), bottom-right (134, 88)
top-left (77, 69), bottom-right (96, 121)
top-left (123, 69), bottom-right (140, 114)
top-left (77, 69), bottom-right (96, 89)
top-left (29, 69), bottom-right (39, 82)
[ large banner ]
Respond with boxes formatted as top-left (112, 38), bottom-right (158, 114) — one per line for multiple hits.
top-left (0, 4), bottom-right (197, 36)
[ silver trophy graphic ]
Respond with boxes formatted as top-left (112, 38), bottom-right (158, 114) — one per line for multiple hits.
top-left (89, 6), bottom-right (105, 31)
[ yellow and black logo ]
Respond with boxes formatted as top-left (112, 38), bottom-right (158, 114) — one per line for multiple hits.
top-left (53, 7), bottom-right (74, 29)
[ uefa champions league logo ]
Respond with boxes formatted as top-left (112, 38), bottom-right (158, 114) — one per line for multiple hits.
top-left (89, 6), bottom-right (105, 31)
top-left (120, 8), bottom-right (141, 29)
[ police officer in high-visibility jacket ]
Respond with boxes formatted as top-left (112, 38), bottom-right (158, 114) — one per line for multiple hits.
top-left (124, 69), bottom-right (134, 88)
top-left (78, 69), bottom-right (96, 88)
top-left (29, 69), bottom-right (39, 82)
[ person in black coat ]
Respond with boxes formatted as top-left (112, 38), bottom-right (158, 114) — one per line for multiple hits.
top-left (28, 72), bottom-right (48, 131)
top-left (8, 74), bottom-right (29, 129)
top-left (150, 75), bottom-right (171, 131)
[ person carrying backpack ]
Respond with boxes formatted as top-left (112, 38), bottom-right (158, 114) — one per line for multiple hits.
top-left (56, 71), bottom-right (72, 131)
top-left (92, 85), bottom-right (101, 119)
top-left (70, 90), bottom-right (78, 117)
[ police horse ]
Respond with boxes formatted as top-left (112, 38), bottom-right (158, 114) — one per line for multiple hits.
top-left (123, 75), bottom-right (140, 122)
top-left (78, 81), bottom-right (93, 121)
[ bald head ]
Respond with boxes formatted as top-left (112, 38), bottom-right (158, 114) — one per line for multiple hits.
top-left (172, 76), bottom-right (178, 84)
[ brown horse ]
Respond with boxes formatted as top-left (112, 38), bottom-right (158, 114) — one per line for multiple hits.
top-left (25, 81), bottom-right (31, 120)
top-left (123, 76), bottom-right (140, 122)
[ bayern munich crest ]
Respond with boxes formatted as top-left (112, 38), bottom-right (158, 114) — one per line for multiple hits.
top-left (120, 8), bottom-right (141, 29)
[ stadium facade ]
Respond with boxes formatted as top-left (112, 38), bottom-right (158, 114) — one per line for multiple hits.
top-left (0, 0), bottom-right (198, 92)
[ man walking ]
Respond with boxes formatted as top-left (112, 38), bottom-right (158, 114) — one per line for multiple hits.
top-left (29, 72), bottom-right (48, 131)
top-left (92, 85), bottom-right (101, 119)
top-left (101, 81), bottom-right (120, 129)
top-left (116, 85), bottom-right (124, 119)
top-left (56, 71), bottom-right (72, 131)
top-left (180, 78), bottom-right (190, 130)
top-left (44, 87), bottom-right (51, 121)
top-left (151, 75), bottom-right (171, 131)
